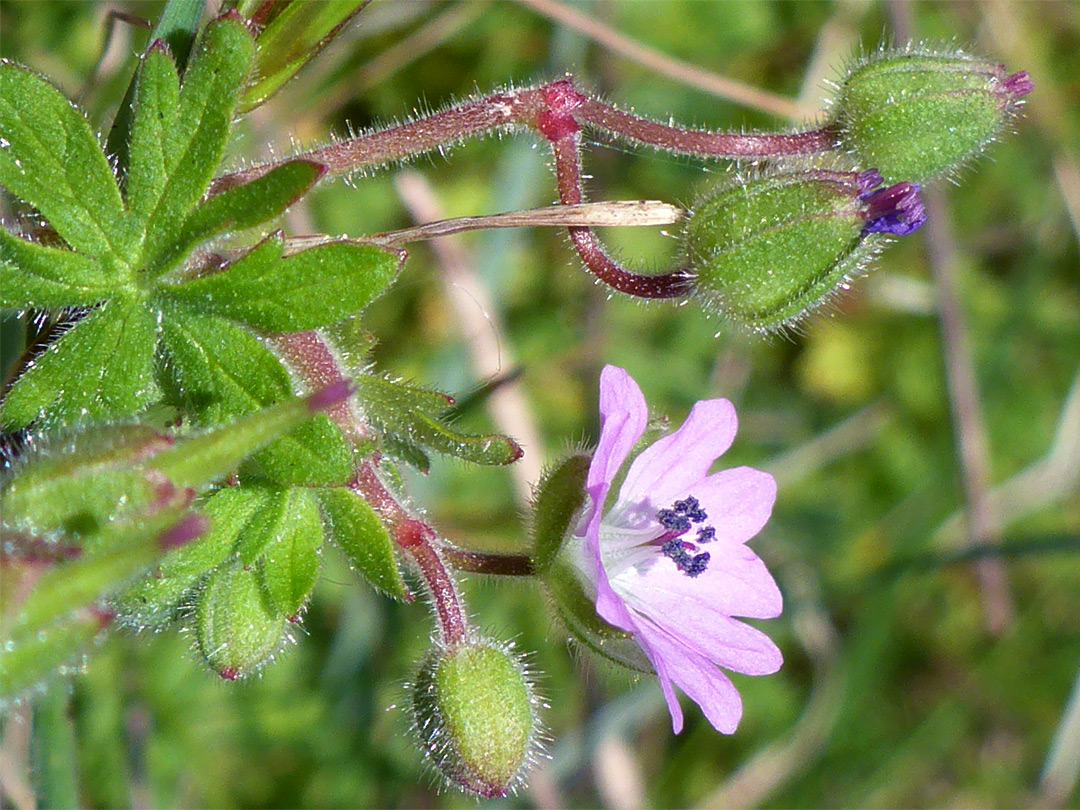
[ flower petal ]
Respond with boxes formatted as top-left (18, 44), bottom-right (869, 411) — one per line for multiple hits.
top-left (584, 366), bottom-right (649, 519)
top-left (623, 539), bottom-right (783, 619)
top-left (623, 582), bottom-right (782, 675)
top-left (615, 398), bottom-right (737, 510)
top-left (580, 366), bottom-right (650, 634)
top-left (684, 466), bottom-right (776, 545)
top-left (634, 615), bottom-right (744, 734)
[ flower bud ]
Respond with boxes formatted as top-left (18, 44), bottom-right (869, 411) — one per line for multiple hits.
top-left (683, 167), bottom-right (925, 332)
top-left (193, 561), bottom-right (287, 679)
top-left (410, 638), bottom-right (540, 797)
top-left (832, 46), bottom-right (1033, 184)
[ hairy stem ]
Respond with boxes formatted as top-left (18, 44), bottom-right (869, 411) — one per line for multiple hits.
top-left (441, 547), bottom-right (536, 577)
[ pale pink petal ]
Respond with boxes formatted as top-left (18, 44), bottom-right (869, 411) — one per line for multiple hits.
top-left (627, 540), bottom-right (783, 619)
top-left (581, 366), bottom-right (649, 634)
top-left (624, 583), bottom-right (782, 675)
top-left (615, 398), bottom-right (736, 510)
top-left (634, 616), bottom-right (744, 734)
top-left (588, 366), bottom-right (648, 493)
top-left (678, 467), bottom-right (776, 545)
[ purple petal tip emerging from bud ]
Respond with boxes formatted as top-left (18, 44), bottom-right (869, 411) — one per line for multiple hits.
top-left (1001, 70), bottom-right (1034, 98)
top-left (158, 513), bottom-right (210, 550)
top-left (857, 169), bottom-right (884, 193)
top-left (861, 182), bottom-right (927, 236)
top-left (305, 379), bottom-right (354, 412)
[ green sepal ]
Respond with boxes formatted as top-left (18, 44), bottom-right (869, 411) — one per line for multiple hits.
top-left (150, 160), bottom-right (326, 276)
top-left (112, 485), bottom-right (271, 628)
top-left (240, 0), bottom-right (368, 112)
top-left (255, 487), bottom-right (323, 616)
top-left (684, 169), bottom-right (871, 332)
top-left (137, 13), bottom-right (256, 266)
top-left (834, 49), bottom-right (1029, 184)
top-left (317, 486), bottom-right (407, 600)
top-left (544, 560), bottom-right (650, 673)
top-left (161, 232), bottom-right (402, 330)
top-left (158, 313), bottom-right (354, 486)
top-left (194, 559), bottom-right (286, 679)
top-left (353, 374), bottom-right (523, 467)
top-left (0, 298), bottom-right (158, 430)
top-left (530, 454), bottom-right (589, 574)
top-left (0, 62), bottom-right (127, 264)
top-left (0, 228), bottom-right (118, 309)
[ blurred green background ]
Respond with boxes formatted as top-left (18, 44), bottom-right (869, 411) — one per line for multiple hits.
top-left (2, 1), bottom-right (1079, 807)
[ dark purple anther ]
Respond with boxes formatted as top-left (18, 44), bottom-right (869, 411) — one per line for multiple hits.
top-left (861, 181), bottom-right (927, 236)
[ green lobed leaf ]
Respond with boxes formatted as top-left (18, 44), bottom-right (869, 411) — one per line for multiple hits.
top-left (137, 13), bottom-right (256, 267)
top-left (353, 374), bottom-right (523, 466)
top-left (317, 487), bottom-right (406, 600)
top-left (161, 232), bottom-right (403, 330)
top-left (125, 42), bottom-right (182, 227)
top-left (157, 313), bottom-right (354, 485)
top-left (113, 485), bottom-right (271, 628)
top-left (256, 487), bottom-right (323, 617)
top-left (0, 298), bottom-right (158, 430)
top-left (194, 559), bottom-right (286, 678)
top-left (106, 0), bottom-right (208, 177)
top-left (149, 160), bottom-right (326, 275)
top-left (0, 227), bottom-right (119, 309)
top-left (0, 63), bottom-right (128, 263)
top-left (240, 0), bottom-right (368, 112)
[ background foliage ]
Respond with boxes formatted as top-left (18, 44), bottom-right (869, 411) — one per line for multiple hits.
top-left (1, 1), bottom-right (1078, 807)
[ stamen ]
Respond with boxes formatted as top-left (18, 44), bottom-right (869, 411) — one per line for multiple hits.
top-left (696, 526), bottom-right (716, 543)
top-left (657, 508), bottom-right (691, 532)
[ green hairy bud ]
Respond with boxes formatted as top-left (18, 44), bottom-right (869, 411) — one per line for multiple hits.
top-left (410, 638), bottom-right (541, 797)
top-left (832, 46), bottom-right (1034, 184)
top-left (684, 166), bottom-right (926, 332)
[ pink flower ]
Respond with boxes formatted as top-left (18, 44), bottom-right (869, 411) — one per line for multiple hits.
top-left (571, 365), bottom-right (782, 734)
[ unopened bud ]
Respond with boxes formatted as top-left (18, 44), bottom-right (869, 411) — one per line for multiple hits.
top-left (683, 167), bottom-right (925, 332)
top-left (194, 562), bottom-right (287, 678)
top-left (410, 638), bottom-right (541, 797)
top-left (832, 46), bottom-right (1032, 184)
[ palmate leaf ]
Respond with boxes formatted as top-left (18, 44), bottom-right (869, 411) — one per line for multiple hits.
top-left (0, 228), bottom-right (119, 309)
top-left (353, 374), bottom-right (523, 466)
top-left (253, 487), bottom-right (323, 616)
top-left (0, 63), bottom-right (128, 265)
top-left (130, 13), bottom-right (257, 267)
top-left (150, 160), bottom-right (326, 276)
top-left (0, 298), bottom-right (158, 430)
top-left (158, 313), bottom-right (354, 486)
top-left (160, 232), bottom-right (403, 330)
top-left (317, 486), bottom-right (407, 600)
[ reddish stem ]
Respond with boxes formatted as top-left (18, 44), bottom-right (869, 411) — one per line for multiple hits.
top-left (270, 330), bottom-right (471, 642)
top-left (550, 130), bottom-right (693, 299)
top-left (575, 98), bottom-right (838, 157)
top-left (211, 77), bottom-right (833, 192)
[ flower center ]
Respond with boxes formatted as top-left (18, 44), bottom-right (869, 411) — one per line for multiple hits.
top-left (654, 495), bottom-right (715, 578)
